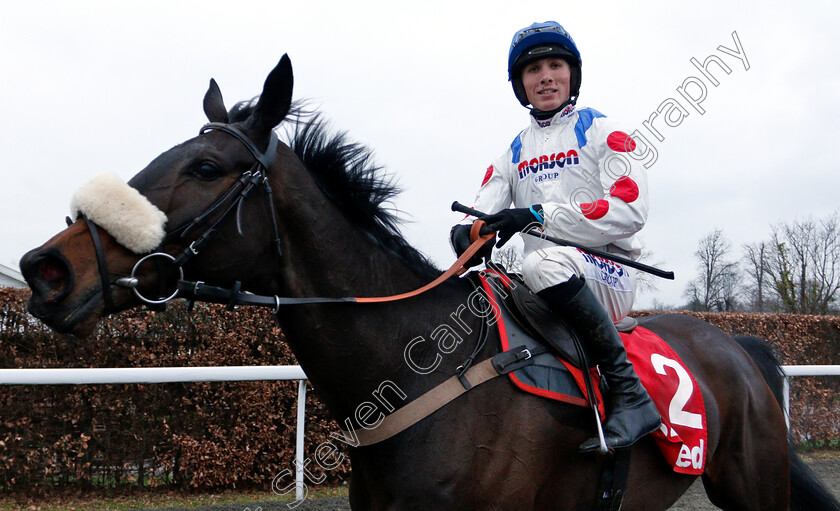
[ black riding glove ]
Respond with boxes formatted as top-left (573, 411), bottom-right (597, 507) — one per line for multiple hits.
top-left (450, 224), bottom-right (494, 268)
top-left (483, 205), bottom-right (543, 248)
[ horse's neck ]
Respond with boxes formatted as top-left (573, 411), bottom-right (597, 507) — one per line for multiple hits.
top-left (276, 248), bottom-right (474, 421)
top-left (271, 157), bottom-right (436, 300)
top-left (270, 176), bottom-right (480, 420)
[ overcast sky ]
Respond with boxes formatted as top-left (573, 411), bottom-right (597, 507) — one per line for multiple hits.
top-left (1, 0), bottom-right (838, 309)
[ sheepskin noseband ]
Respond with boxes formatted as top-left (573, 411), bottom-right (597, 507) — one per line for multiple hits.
top-left (70, 173), bottom-right (167, 254)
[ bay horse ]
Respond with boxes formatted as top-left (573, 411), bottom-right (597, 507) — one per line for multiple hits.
top-left (19, 56), bottom-right (839, 510)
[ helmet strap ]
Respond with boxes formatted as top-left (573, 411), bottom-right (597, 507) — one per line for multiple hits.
top-left (529, 97), bottom-right (577, 121)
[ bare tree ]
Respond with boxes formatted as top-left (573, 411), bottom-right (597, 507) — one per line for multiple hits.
top-left (720, 270), bottom-right (741, 311)
top-left (764, 211), bottom-right (840, 314)
top-left (648, 298), bottom-right (675, 311)
top-left (491, 246), bottom-right (524, 274)
top-left (742, 241), bottom-right (772, 312)
top-left (634, 248), bottom-right (662, 296)
top-left (684, 229), bottom-right (740, 311)
top-left (810, 212), bottom-right (840, 313)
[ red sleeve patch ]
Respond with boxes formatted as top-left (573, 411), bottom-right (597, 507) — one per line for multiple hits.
top-left (581, 199), bottom-right (610, 220)
top-left (607, 131), bottom-right (637, 153)
top-left (609, 176), bottom-right (640, 203)
top-left (481, 165), bottom-right (494, 186)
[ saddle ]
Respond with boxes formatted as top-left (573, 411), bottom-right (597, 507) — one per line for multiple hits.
top-left (479, 268), bottom-right (637, 370)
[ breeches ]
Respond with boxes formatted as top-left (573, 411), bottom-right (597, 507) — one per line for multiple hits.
top-left (521, 246), bottom-right (637, 323)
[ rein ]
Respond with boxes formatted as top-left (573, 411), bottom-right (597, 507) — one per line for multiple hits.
top-left (175, 228), bottom-right (493, 312)
top-left (94, 122), bottom-right (493, 312)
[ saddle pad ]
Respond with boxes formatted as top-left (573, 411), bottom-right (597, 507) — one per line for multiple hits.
top-left (479, 275), bottom-right (707, 475)
top-left (480, 275), bottom-right (604, 412)
top-left (621, 327), bottom-right (707, 475)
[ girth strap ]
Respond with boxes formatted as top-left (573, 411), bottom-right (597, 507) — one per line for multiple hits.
top-left (592, 448), bottom-right (631, 511)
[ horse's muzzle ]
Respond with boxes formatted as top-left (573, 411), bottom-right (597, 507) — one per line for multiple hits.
top-left (20, 247), bottom-right (75, 307)
top-left (18, 247), bottom-right (94, 335)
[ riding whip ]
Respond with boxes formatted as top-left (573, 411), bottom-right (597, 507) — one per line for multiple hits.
top-left (451, 201), bottom-right (674, 280)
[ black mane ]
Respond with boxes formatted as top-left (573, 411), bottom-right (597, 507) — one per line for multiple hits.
top-left (230, 101), bottom-right (440, 278)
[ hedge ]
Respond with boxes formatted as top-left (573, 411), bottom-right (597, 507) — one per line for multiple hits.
top-left (1, 287), bottom-right (838, 494)
top-left (0, 287), bottom-right (344, 494)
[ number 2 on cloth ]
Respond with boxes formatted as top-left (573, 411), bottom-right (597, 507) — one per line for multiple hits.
top-left (650, 353), bottom-right (703, 429)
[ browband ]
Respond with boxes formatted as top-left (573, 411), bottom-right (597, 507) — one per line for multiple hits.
top-left (200, 122), bottom-right (279, 170)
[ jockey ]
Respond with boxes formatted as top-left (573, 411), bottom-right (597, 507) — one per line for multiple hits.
top-left (450, 21), bottom-right (661, 452)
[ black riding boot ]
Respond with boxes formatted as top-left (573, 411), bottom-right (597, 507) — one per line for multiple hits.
top-left (537, 276), bottom-right (661, 452)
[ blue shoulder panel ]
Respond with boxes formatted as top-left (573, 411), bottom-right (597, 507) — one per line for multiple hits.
top-left (510, 131), bottom-right (524, 163)
top-left (574, 108), bottom-right (606, 148)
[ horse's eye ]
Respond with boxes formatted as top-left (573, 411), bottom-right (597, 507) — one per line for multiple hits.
top-left (193, 162), bottom-right (223, 180)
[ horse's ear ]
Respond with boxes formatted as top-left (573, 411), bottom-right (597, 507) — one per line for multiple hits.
top-left (203, 78), bottom-right (229, 123)
top-left (249, 55), bottom-right (293, 135)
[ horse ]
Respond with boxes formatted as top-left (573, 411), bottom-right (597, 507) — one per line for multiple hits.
top-left (19, 55), bottom-right (839, 510)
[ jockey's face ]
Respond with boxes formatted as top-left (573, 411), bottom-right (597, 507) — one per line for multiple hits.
top-left (521, 57), bottom-right (571, 111)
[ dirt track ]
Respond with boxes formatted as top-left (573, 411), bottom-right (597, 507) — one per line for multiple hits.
top-left (131, 458), bottom-right (839, 511)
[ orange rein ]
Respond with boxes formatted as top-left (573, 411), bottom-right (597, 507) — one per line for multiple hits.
top-left (354, 220), bottom-right (493, 303)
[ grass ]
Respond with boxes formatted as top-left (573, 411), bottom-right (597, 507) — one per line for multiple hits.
top-left (800, 448), bottom-right (840, 462)
top-left (796, 438), bottom-right (840, 452)
top-left (0, 485), bottom-right (348, 511)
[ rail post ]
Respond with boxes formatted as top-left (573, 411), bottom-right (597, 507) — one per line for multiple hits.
top-left (296, 379), bottom-right (307, 502)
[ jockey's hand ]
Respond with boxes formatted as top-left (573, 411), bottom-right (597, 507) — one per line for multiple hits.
top-left (450, 224), bottom-right (494, 268)
top-left (483, 206), bottom-right (543, 247)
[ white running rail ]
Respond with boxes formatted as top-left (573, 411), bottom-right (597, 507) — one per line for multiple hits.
top-left (1, 364), bottom-right (837, 499)
top-left (781, 365), bottom-right (840, 430)
top-left (0, 365), bottom-right (309, 502)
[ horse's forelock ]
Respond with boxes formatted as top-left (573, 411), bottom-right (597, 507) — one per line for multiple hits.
top-left (228, 98), bottom-right (312, 127)
top-left (228, 97), bottom-right (260, 124)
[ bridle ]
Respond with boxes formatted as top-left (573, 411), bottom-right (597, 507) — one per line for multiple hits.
top-left (83, 122), bottom-right (281, 313)
top-left (168, 122), bottom-right (282, 268)
top-left (84, 120), bottom-right (494, 315)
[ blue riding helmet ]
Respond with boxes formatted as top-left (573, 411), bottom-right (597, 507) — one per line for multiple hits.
top-left (508, 21), bottom-right (582, 107)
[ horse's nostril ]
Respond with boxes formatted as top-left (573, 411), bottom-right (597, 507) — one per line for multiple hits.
top-left (39, 257), bottom-right (66, 283)
top-left (21, 250), bottom-right (74, 304)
